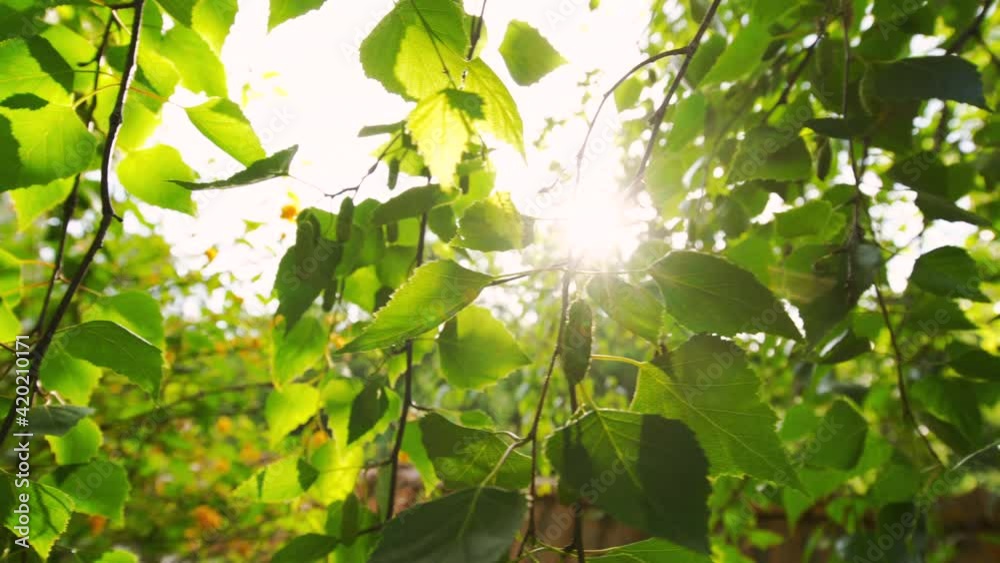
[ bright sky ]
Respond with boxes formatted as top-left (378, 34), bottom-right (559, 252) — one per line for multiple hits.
top-left (119, 0), bottom-right (986, 319)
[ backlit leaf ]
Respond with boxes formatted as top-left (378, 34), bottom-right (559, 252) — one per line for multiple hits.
top-left (547, 410), bottom-right (711, 553)
top-left (437, 305), bottom-right (530, 390)
top-left (632, 335), bottom-right (802, 488)
top-left (337, 260), bottom-right (493, 353)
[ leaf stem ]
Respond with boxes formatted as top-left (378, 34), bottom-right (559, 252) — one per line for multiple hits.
top-left (590, 353), bottom-right (643, 368)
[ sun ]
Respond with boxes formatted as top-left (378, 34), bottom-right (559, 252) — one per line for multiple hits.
top-left (559, 185), bottom-right (649, 266)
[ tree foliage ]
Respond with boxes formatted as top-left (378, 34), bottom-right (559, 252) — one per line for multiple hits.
top-left (1, 0), bottom-right (999, 561)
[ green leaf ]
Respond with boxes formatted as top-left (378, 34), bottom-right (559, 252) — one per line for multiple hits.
top-left (729, 127), bottom-right (813, 183)
top-left (0, 36), bottom-right (73, 103)
top-left (347, 382), bottom-right (389, 444)
top-left (632, 335), bottom-right (801, 488)
top-left (9, 177), bottom-right (73, 232)
top-left (407, 89), bottom-right (483, 184)
top-left (46, 417), bottom-right (102, 465)
top-left (60, 320), bottom-right (164, 396)
top-left (547, 410), bottom-right (711, 553)
top-left (914, 190), bottom-right (990, 227)
top-left (863, 56), bottom-right (989, 109)
top-left (614, 76), bottom-right (643, 111)
top-left (174, 145), bottom-right (298, 190)
top-left (372, 184), bottom-right (455, 226)
top-left (804, 399), bottom-right (868, 470)
top-left (235, 456), bottom-right (319, 503)
top-left (1, 477), bottom-right (74, 559)
top-left (428, 204), bottom-right (458, 241)
top-left (185, 98), bottom-right (265, 166)
top-left (193, 0), bottom-right (238, 53)
top-left (117, 145), bottom-right (197, 215)
top-left (159, 24), bottom-right (227, 97)
top-left (700, 20), bottom-right (770, 86)
top-left (456, 192), bottom-right (533, 251)
top-left (805, 117), bottom-right (872, 139)
top-left (338, 260), bottom-right (493, 353)
top-left (53, 459), bottom-right (130, 523)
top-left (499, 20), bottom-right (567, 85)
top-left (686, 34), bottom-right (726, 87)
top-left (28, 405), bottom-right (93, 436)
top-left (0, 105), bottom-right (97, 191)
top-left (911, 375), bottom-right (982, 443)
top-left (419, 412), bottom-right (531, 489)
top-left (948, 343), bottom-right (1000, 382)
top-left (465, 59), bottom-right (524, 153)
top-left (368, 487), bottom-right (526, 563)
top-left (750, 0), bottom-right (792, 23)
top-left (650, 251), bottom-right (800, 339)
top-left (666, 93), bottom-right (708, 150)
top-left (437, 305), bottom-right (530, 390)
top-left (818, 330), bottom-right (873, 364)
top-left (272, 534), bottom-right (339, 563)
top-left (95, 549), bottom-right (140, 563)
top-left (910, 246), bottom-right (988, 302)
top-left (39, 346), bottom-right (102, 405)
top-left (774, 200), bottom-right (845, 240)
top-left (561, 300), bottom-right (593, 385)
top-left (590, 539), bottom-right (711, 562)
top-left (157, 0), bottom-right (196, 26)
top-left (268, 0), bottom-right (326, 31)
top-left (82, 290), bottom-right (165, 349)
top-left (359, 0), bottom-right (468, 100)
top-left (267, 383), bottom-right (320, 446)
top-left (587, 275), bottom-right (664, 343)
top-left (271, 315), bottom-right (327, 386)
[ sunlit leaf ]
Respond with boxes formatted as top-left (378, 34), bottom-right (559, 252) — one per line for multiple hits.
top-left (437, 305), bottom-right (530, 390)
top-left (632, 335), bottom-right (802, 488)
top-left (499, 20), bottom-right (566, 85)
top-left (337, 260), bottom-right (493, 353)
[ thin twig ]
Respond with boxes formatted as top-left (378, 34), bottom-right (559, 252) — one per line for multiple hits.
top-left (576, 46), bottom-right (690, 180)
top-left (384, 212), bottom-right (428, 520)
top-left (0, 0), bottom-right (146, 449)
top-left (874, 285), bottom-right (946, 469)
top-left (466, 0), bottom-right (487, 60)
top-left (763, 23), bottom-right (828, 120)
top-left (519, 263), bottom-right (576, 554)
top-left (945, 0), bottom-right (996, 54)
top-left (33, 14), bottom-right (117, 335)
top-left (625, 0), bottom-right (723, 198)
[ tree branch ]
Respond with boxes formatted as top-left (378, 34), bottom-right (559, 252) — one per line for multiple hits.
top-left (625, 0), bottom-right (723, 198)
top-left (576, 46), bottom-right (690, 179)
top-left (384, 211), bottom-right (428, 520)
top-left (874, 285), bottom-right (946, 469)
top-left (945, 0), bottom-right (996, 54)
top-left (34, 14), bottom-right (118, 335)
top-left (0, 0), bottom-right (145, 449)
top-left (519, 264), bottom-right (575, 554)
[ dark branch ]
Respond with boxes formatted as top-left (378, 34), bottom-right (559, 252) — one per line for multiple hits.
top-left (0, 0), bottom-right (146, 449)
top-left (576, 46), bottom-right (690, 180)
top-left (385, 211), bottom-right (428, 520)
top-left (625, 0), bottom-right (723, 198)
